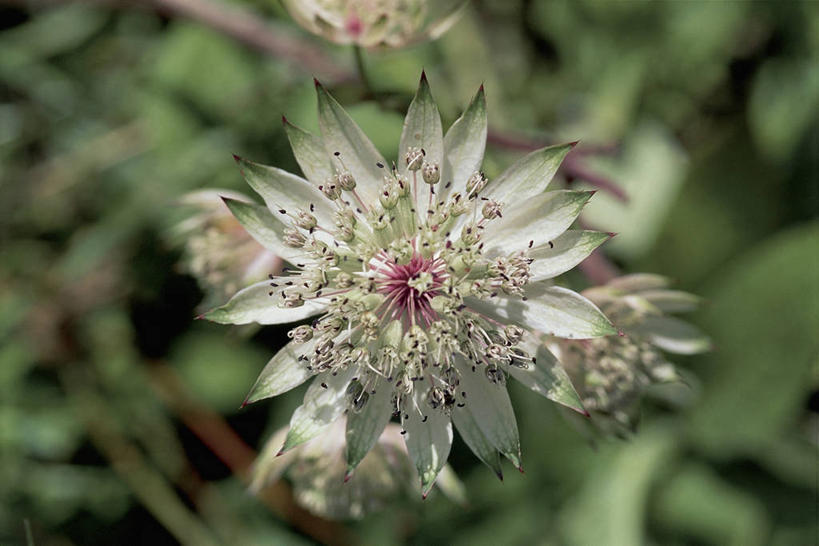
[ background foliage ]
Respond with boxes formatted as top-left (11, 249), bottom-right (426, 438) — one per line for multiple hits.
top-left (1, 1), bottom-right (817, 544)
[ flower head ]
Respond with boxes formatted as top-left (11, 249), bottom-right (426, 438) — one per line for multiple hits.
top-left (550, 274), bottom-right (711, 436)
top-left (282, 0), bottom-right (466, 49)
top-left (206, 74), bottom-right (616, 494)
top-left (251, 418), bottom-right (464, 519)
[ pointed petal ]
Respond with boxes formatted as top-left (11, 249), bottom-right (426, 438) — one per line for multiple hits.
top-left (202, 280), bottom-right (325, 325)
top-left (345, 378), bottom-right (394, 473)
top-left (483, 190), bottom-right (594, 255)
top-left (629, 315), bottom-right (712, 354)
top-left (513, 335), bottom-right (586, 414)
top-left (316, 82), bottom-right (386, 204)
top-left (440, 86), bottom-right (487, 199)
top-left (607, 273), bottom-right (671, 292)
top-left (280, 366), bottom-right (356, 453)
top-left (467, 284), bottom-right (617, 339)
top-left (485, 142), bottom-right (575, 204)
top-left (398, 72), bottom-right (443, 176)
top-left (244, 338), bottom-right (320, 405)
top-left (637, 289), bottom-right (703, 313)
top-left (222, 197), bottom-right (303, 261)
top-left (455, 357), bottom-right (521, 469)
top-left (234, 156), bottom-right (334, 226)
top-left (401, 386), bottom-right (453, 497)
top-left (529, 230), bottom-right (611, 282)
top-left (283, 118), bottom-right (335, 186)
top-left (452, 407), bottom-right (503, 479)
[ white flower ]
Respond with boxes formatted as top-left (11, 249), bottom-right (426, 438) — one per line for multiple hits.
top-left (205, 74), bottom-right (616, 494)
top-left (282, 0), bottom-right (467, 49)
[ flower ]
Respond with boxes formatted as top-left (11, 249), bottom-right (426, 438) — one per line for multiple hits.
top-left (170, 190), bottom-right (280, 308)
top-left (205, 73), bottom-right (617, 494)
top-left (251, 418), bottom-right (464, 519)
top-left (282, 0), bottom-right (467, 49)
top-left (549, 274), bottom-right (711, 436)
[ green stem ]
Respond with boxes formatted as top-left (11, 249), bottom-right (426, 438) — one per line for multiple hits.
top-left (353, 45), bottom-right (375, 97)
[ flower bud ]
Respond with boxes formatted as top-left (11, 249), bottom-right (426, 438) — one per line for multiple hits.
top-left (422, 161), bottom-right (440, 185)
top-left (405, 147), bottom-right (424, 171)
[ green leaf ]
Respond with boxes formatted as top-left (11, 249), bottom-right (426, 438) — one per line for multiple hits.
top-left (398, 72), bottom-right (443, 177)
top-left (440, 85), bottom-right (487, 199)
top-left (485, 142), bottom-right (575, 204)
top-left (483, 190), bottom-right (594, 255)
top-left (244, 339), bottom-right (319, 405)
top-left (401, 386), bottom-right (453, 497)
top-left (221, 197), bottom-right (301, 261)
top-left (202, 280), bottom-right (325, 325)
top-left (345, 378), bottom-right (395, 474)
top-left (280, 366), bottom-right (356, 453)
top-left (315, 82), bottom-right (386, 204)
top-left (529, 230), bottom-right (612, 282)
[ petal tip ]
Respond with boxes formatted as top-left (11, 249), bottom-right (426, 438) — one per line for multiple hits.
top-left (569, 140), bottom-right (581, 148)
top-left (420, 69), bottom-right (427, 82)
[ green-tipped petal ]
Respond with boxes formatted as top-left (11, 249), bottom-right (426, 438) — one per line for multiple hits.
top-left (484, 190), bottom-right (594, 255)
top-left (468, 284), bottom-right (617, 339)
top-left (398, 72), bottom-right (443, 176)
top-left (203, 281), bottom-right (325, 325)
top-left (485, 142), bottom-right (575, 203)
top-left (455, 357), bottom-right (521, 469)
top-left (440, 85), bottom-right (486, 198)
top-left (316, 82), bottom-right (386, 204)
top-left (244, 338), bottom-right (321, 405)
top-left (280, 366), bottom-right (357, 453)
top-left (529, 230), bottom-right (612, 282)
top-left (452, 407), bottom-right (503, 479)
top-left (401, 386), bottom-right (453, 497)
top-left (513, 336), bottom-right (586, 414)
top-left (345, 378), bottom-right (394, 473)
top-left (283, 118), bottom-right (335, 186)
top-left (234, 156), bottom-right (334, 226)
top-left (638, 289), bottom-right (702, 313)
top-left (630, 315), bottom-right (712, 355)
top-left (222, 197), bottom-right (302, 261)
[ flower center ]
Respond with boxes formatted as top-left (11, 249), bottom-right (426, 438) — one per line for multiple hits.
top-left (371, 250), bottom-right (447, 325)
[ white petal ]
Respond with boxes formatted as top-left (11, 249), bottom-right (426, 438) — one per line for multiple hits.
top-left (440, 86), bottom-right (486, 199)
top-left (629, 315), bottom-right (711, 354)
top-left (234, 156), bottom-right (335, 227)
top-left (452, 407), bottom-right (503, 479)
top-left (344, 378), bottom-right (395, 474)
top-left (398, 72), bottom-right (443, 176)
top-left (222, 197), bottom-right (303, 262)
top-left (401, 386), bottom-right (453, 497)
top-left (283, 117), bottom-right (335, 186)
top-left (483, 190), bottom-right (594, 255)
top-left (484, 142), bottom-right (575, 204)
top-left (455, 357), bottom-right (521, 468)
top-left (316, 82), bottom-right (386, 204)
top-left (243, 338), bottom-right (321, 405)
top-left (203, 280), bottom-right (325, 325)
top-left (529, 230), bottom-right (612, 282)
top-left (280, 365), bottom-right (357, 453)
top-left (513, 335), bottom-right (586, 414)
top-left (467, 284), bottom-right (617, 339)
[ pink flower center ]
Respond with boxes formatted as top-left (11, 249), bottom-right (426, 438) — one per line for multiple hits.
top-left (371, 251), bottom-right (447, 326)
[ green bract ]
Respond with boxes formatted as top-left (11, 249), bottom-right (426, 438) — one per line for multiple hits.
top-left (208, 74), bottom-right (616, 494)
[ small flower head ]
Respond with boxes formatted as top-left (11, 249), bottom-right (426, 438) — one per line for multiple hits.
top-left (551, 274), bottom-right (711, 436)
top-left (282, 0), bottom-right (467, 49)
top-left (206, 74), bottom-right (616, 493)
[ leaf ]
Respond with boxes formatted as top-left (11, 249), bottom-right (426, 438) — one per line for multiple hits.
top-left (244, 338), bottom-right (320, 405)
top-left (345, 378), bottom-right (394, 474)
top-left (529, 230), bottom-right (612, 282)
top-left (484, 142), bottom-right (575, 204)
top-left (203, 280), bottom-right (325, 325)
top-left (440, 85), bottom-right (487, 199)
top-left (398, 72), bottom-right (443, 177)
top-left (280, 366), bottom-right (356, 453)
top-left (401, 386), bottom-right (453, 497)
top-left (315, 81), bottom-right (386, 204)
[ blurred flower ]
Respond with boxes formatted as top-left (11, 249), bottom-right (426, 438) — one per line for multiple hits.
top-left (282, 0), bottom-right (467, 49)
top-left (203, 74), bottom-right (616, 494)
top-left (251, 419), bottom-right (464, 519)
top-left (550, 274), bottom-right (711, 436)
top-left (170, 190), bottom-right (280, 308)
